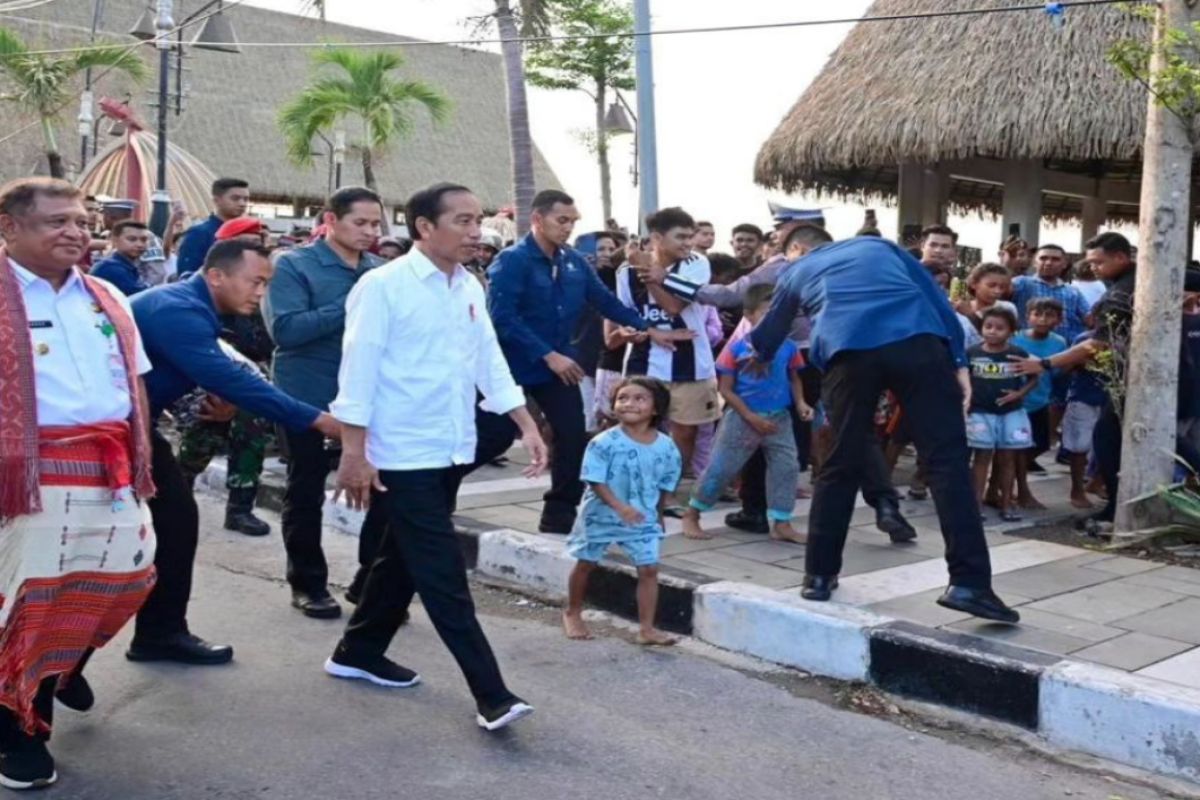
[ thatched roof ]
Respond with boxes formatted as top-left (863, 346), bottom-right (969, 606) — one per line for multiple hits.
top-left (0, 0), bottom-right (559, 209)
top-left (754, 0), bottom-right (1151, 214)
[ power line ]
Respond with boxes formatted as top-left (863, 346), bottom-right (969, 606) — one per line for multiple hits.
top-left (6, 0), bottom-right (1146, 58)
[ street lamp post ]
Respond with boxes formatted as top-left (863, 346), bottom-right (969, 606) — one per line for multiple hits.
top-left (632, 0), bottom-right (659, 232)
top-left (79, 0), bottom-right (105, 168)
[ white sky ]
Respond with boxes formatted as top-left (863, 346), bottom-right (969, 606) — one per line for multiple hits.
top-left (245, 0), bottom-right (1110, 252)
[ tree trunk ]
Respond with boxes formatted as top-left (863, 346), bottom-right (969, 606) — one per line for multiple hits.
top-left (40, 116), bottom-right (64, 179)
top-left (595, 81), bottom-right (612, 223)
top-left (361, 146), bottom-right (376, 193)
top-left (1115, 0), bottom-right (1197, 533)
top-left (496, 0), bottom-right (535, 237)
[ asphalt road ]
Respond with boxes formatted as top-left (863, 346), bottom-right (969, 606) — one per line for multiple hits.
top-left (42, 496), bottom-right (1182, 799)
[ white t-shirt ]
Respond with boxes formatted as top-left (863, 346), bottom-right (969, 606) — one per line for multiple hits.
top-left (616, 255), bottom-right (714, 382)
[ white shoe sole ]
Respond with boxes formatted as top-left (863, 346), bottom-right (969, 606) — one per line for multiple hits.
top-left (323, 658), bottom-right (420, 688)
top-left (477, 702), bottom-right (535, 731)
top-left (0, 769), bottom-right (57, 790)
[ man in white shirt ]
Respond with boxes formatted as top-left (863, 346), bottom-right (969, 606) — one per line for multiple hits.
top-left (0, 178), bottom-right (158, 789)
top-left (324, 183), bottom-right (548, 733)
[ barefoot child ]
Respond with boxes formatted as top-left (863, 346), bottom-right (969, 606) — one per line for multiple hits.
top-left (1012, 297), bottom-right (1067, 509)
top-left (680, 284), bottom-right (814, 542)
top-left (563, 377), bottom-right (682, 645)
top-left (966, 307), bottom-right (1037, 521)
top-left (1062, 332), bottom-right (1105, 509)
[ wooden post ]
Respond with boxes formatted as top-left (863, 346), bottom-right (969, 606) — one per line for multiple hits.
top-left (1116, 0), bottom-right (1196, 533)
top-left (897, 162), bottom-right (923, 232)
top-left (1081, 195), bottom-right (1106, 249)
top-left (1002, 160), bottom-right (1044, 247)
top-left (920, 166), bottom-right (950, 226)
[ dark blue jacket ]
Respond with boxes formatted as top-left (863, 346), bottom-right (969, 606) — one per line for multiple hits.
top-left (176, 214), bottom-right (222, 276)
top-left (90, 252), bottom-right (148, 297)
top-left (749, 237), bottom-right (967, 370)
top-left (132, 273), bottom-right (321, 430)
top-left (486, 234), bottom-right (646, 386)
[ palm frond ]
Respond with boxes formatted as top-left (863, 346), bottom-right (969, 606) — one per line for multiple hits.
top-left (70, 46), bottom-right (148, 81)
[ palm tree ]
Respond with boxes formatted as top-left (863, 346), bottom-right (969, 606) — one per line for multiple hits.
top-left (0, 28), bottom-right (147, 178)
top-left (278, 47), bottom-right (449, 194)
top-left (495, 0), bottom-right (548, 237)
top-left (299, 0), bottom-right (326, 22)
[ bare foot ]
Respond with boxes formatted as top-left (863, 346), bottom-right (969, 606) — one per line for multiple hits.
top-left (1070, 494), bottom-right (1094, 510)
top-left (1017, 495), bottom-right (1047, 510)
top-left (1086, 478), bottom-right (1108, 498)
top-left (562, 611), bottom-right (593, 640)
top-left (637, 629), bottom-right (677, 646)
top-left (770, 522), bottom-right (808, 545)
top-left (681, 515), bottom-right (715, 540)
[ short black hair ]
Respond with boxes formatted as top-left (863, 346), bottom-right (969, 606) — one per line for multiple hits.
top-left (695, 220), bottom-right (714, 229)
top-left (1037, 243), bottom-right (1067, 255)
top-left (707, 252), bottom-right (741, 280)
top-left (111, 220), bottom-right (149, 238)
top-left (731, 223), bottom-right (764, 240)
top-left (329, 186), bottom-right (382, 219)
top-left (782, 223), bottom-right (833, 254)
top-left (743, 283), bottom-right (776, 314)
top-left (203, 239), bottom-right (269, 273)
top-left (965, 262), bottom-right (1011, 292)
top-left (405, 183), bottom-right (473, 241)
top-left (212, 177), bottom-right (249, 197)
top-left (531, 189), bottom-right (575, 215)
top-left (1085, 232), bottom-right (1133, 258)
top-left (645, 207), bottom-right (695, 235)
top-left (1027, 296), bottom-right (1064, 318)
top-left (921, 224), bottom-right (959, 244)
top-left (981, 306), bottom-right (1018, 333)
top-left (611, 376), bottom-right (671, 425)
top-left (592, 231), bottom-right (619, 249)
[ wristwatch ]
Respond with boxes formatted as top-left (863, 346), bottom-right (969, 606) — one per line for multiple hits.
top-left (1039, 357), bottom-right (1053, 372)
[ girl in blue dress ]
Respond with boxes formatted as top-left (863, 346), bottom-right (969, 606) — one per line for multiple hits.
top-left (563, 377), bottom-right (682, 645)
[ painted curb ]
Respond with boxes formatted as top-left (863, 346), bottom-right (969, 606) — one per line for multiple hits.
top-left (476, 529), bottom-right (574, 600)
top-left (693, 582), bottom-right (889, 682)
top-left (1041, 661), bottom-right (1200, 783)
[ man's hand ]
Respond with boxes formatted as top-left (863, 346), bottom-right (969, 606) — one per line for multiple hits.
top-left (519, 428), bottom-right (549, 478)
top-left (795, 402), bottom-right (815, 422)
top-left (625, 240), bottom-right (651, 269)
top-left (748, 414), bottom-right (779, 436)
top-left (646, 328), bottom-right (697, 352)
top-left (312, 412), bottom-right (342, 439)
top-left (1008, 356), bottom-right (1046, 377)
top-left (544, 352), bottom-right (585, 386)
top-left (197, 394), bottom-right (237, 423)
top-left (617, 503), bottom-right (646, 526)
top-left (633, 261), bottom-right (668, 286)
top-left (997, 390), bottom-right (1025, 407)
top-left (333, 451), bottom-right (385, 511)
top-left (956, 367), bottom-right (972, 415)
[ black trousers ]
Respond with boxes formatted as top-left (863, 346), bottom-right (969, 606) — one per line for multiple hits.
top-left (0, 679), bottom-right (55, 747)
top-left (807, 335), bottom-right (992, 588)
top-left (280, 429), bottom-right (338, 594)
top-left (138, 431), bottom-right (199, 639)
top-left (341, 468), bottom-right (511, 707)
top-left (460, 381), bottom-right (587, 526)
top-left (1092, 402), bottom-right (1122, 523)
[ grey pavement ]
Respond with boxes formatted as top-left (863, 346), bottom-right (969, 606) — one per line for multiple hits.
top-left (51, 496), bottom-right (1178, 799)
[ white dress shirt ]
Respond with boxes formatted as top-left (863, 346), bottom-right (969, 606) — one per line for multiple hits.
top-left (330, 247), bottom-right (526, 471)
top-left (14, 259), bottom-right (152, 426)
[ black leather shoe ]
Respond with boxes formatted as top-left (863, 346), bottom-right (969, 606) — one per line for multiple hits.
top-left (292, 591), bottom-right (342, 620)
top-left (126, 633), bottom-right (234, 665)
top-left (801, 574), bottom-right (839, 601)
top-left (54, 673), bottom-right (94, 712)
top-left (724, 510), bottom-right (769, 534)
top-left (937, 586), bottom-right (1021, 624)
top-left (224, 487), bottom-right (270, 537)
top-left (875, 502), bottom-right (917, 543)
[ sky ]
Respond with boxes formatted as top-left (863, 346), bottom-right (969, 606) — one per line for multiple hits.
top-left (245, 0), bottom-right (1104, 252)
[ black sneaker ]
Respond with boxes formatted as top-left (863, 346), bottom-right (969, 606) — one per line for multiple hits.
top-left (476, 696), bottom-right (535, 731)
top-left (54, 673), bottom-right (94, 712)
top-left (324, 646), bottom-right (420, 688)
top-left (723, 510), bottom-right (769, 534)
top-left (0, 738), bottom-right (56, 790)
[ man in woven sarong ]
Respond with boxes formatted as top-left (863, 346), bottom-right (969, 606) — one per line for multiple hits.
top-left (0, 178), bottom-right (158, 790)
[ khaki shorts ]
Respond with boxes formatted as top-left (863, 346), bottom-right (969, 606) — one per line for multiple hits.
top-left (669, 379), bottom-right (721, 425)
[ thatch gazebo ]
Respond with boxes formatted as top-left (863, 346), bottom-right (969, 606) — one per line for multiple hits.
top-left (755, 0), bottom-right (1153, 248)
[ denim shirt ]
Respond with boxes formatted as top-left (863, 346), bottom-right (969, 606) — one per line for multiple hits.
top-left (487, 234), bottom-right (646, 386)
top-left (261, 239), bottom-right (382, 409)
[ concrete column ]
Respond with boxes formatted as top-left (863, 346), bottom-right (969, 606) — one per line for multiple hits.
top-left (920, 166), bottom-right (950, 226)
top-left (897, 162), bottom-right (924, 234)
top-left (1081, 196), bottom-right (1106, 250)
top-left (1002, 160), bottom-right (1045, 246)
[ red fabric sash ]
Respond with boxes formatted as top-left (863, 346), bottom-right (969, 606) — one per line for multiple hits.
top-left (0, 249), bottom-right (154, 522)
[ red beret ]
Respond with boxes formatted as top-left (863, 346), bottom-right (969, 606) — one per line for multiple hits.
top-left (215, 217), bottom-right (265, 241)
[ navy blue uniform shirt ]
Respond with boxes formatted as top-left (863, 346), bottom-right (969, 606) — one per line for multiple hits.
top-left (90, 251), bottom-right (148, 297)
top-left (175, 214), bottom-right (222, 276)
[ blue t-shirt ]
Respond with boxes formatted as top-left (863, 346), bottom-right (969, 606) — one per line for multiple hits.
top-left (1012, 330), bottom-right (1067, 411)
top-left (571, 427), bottom-right (682, 543)
top-left (1066, 333), bottom-right (1107, 407)
top-left (715, 336), bottom-right (805, 413)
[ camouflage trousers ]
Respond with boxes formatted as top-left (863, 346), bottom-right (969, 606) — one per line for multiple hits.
top-left (177, 410), bottom-right (272, 490)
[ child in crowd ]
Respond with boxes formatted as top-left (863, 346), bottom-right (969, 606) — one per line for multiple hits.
top-left (1013, 297), bottom-right (1068, 508)
top-left (1062, 332), bottom-right (1106, 509)
top-left (680, 285), bottom-right (814, 542)
top-left (966, 307), bottom-right (1037, 521)
top-left (956, 263), bottom-right (1017, 332)
top-left (563, 377), bottom-right (681, 645)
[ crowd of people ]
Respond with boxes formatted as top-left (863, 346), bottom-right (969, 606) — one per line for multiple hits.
top-left (0, 169), bottom-right (1177, 791)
